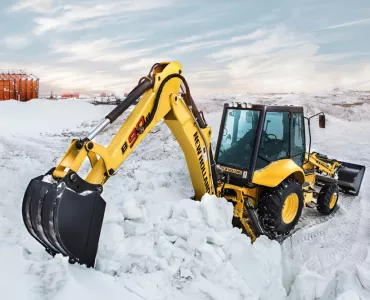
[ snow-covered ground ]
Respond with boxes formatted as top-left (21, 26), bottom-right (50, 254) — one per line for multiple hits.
top-left (0, 91), bottom-right (369, 300)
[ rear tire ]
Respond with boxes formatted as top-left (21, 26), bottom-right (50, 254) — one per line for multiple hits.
top-left (316, 183), bottom-right (339, 215)
top-left (257, 177), bottom-right (304, 238)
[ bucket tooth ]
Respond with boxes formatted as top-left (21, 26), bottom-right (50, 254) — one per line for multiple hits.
top-left (40, 182), bottom-right (72, 256)
top-left (22, 168), bottom-right (106, 268)
top-left (22, 170), bottom-right (61, 255)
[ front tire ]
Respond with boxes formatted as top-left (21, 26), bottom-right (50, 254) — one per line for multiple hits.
top-left (258, 177), bottom-right (304, 238)
top-left (316, 183), bottom-right (339, 215)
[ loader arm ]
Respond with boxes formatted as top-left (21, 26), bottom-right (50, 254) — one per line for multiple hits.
top-left (305, 152), bottom-right (365, 195)
top-left (22, 62), bottom-right (218, 267)
top-left (53, 61), bottom-right (215, 199)
top-left (306, 152), bottom-right (340, 176)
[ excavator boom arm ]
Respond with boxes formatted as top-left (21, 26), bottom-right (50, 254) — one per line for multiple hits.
top-left (21, 62), bottom-right (218, 268)
top-left (54, 62), bottom-right (215, 198)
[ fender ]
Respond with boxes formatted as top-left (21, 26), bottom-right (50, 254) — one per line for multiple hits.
top-left (252, 159), bottom-right (305, 187)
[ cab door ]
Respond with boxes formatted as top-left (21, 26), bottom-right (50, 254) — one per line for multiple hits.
top-left (290, 112), bottom-right (305, 167)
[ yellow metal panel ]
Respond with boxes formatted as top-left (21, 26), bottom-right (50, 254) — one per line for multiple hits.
top-left (169, 94), bottom-right (191, 125)
top-left (216, 182), bottom-right (258, 241)
top-left (303, 191), bottom-right (313, 204)
top-left (252, 159), bottom-right (305, 187)
top-left (304, 173), bottom-right (315, 188)
top-left (165, 109), bottom-right (213, 199)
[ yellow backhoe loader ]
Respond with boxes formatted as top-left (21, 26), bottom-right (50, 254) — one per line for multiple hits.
top-left (22, 61), bottom-right (366, 268)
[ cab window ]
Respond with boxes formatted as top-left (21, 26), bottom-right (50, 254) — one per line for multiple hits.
top-left (256, 111), bottom-right (290, 170)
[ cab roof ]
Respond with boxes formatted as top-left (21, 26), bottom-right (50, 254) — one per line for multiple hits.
top-left (224, 102), bottom-right (304, 113)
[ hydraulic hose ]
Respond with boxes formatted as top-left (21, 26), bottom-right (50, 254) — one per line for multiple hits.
top-left (105, 78), bottom-right (153, 123)
top-left (143, 73), bottom-right (207, 129)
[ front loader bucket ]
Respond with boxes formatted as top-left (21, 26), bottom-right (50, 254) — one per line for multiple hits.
top-left (336, 161), bottom-right (366, 196)
top-left (316, 161), bottom-right (366, 196)
top-left (22, 168), bottom-right (106, 267)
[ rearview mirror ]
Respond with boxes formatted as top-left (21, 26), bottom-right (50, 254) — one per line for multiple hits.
top-left (227, 134), bottom-right (231, 140)
top-left (319, 114), bottom-right (325, 128)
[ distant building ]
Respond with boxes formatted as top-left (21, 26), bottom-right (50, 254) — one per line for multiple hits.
top-left (0, 69), bottom-right (39, 101)
top-left (60, 92), bottom-right (80, 99)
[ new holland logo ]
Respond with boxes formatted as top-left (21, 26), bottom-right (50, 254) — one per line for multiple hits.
top-left (193, 132), bottom-right (211, 193)
top-left (220, 166), bottom-right (243, 175)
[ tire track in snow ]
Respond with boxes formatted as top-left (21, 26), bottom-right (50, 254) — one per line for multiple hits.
top-left (284, 188), bottom-right (363, 278)
top-left (281, 109), bottom-right (370, 297)
top-left (336, 191), bottom-right (370, 275)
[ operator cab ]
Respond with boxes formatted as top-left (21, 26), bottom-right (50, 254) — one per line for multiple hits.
top-left (214, 102), bottom-right (306, 185)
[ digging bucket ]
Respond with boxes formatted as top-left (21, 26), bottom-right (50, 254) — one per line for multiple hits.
top-left (22, 168), bottom-right (106, 267)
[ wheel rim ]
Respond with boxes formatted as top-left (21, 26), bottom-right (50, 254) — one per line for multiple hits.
top-left (282, 193), bottom-right (299, 224)
top-left (329, 193), bottom-right (337, 209)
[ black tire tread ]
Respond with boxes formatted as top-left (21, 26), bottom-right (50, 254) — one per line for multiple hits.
top-left (257, 176), bottom-right (304, 239)
top-left (317, 183), bottom-right (339, 215)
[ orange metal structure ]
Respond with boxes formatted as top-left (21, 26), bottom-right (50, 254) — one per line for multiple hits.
top-left (0, 69), bottom-right (39, 101)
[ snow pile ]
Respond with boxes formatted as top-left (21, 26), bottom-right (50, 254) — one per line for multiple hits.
top-left (2, 193), bottom-right (286, 300)
top-left (0, 91), bottom-right (369, 299)
top-left (0, 98), bottom-right (286, 300)
top-left (94, 194), bottom-right (285, 300)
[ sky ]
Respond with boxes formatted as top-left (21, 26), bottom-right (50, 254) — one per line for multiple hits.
top-left (1, 0), bottom-right (370, 95)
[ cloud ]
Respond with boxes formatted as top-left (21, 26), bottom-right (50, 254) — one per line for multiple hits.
top-left (208, 26), bottom-right (306, 63)
top-left (174, 41), bottom-right (225, 54)
top-left (171, 29), bottom-right (268, 54)
top-left (313, 18), bottom-right (370, 31)
top-left (31, 0), bottom-right (174, 34)
top-left (4, 0), bottom-right (370, 95)
top-left (120, 57), bottom-right (174, 72)
top-left (51, 38), bottom-right (149, 63)
top-left (187, 70), bottom-right (227, 84)
top-left (203, 25), bottom-right (370, 93)
top-left (7, 0), bottom-right (56, 13)
top-left (312, 52), bottom-right (368, 62)
top-left (0, 60), bottom-right (137, 94)
top-left (4, 36), bottom-right (30, 49)
top-left (179, 28), bottom-right (238, 44)
top-left (229, 30), bottom-right (267, 42)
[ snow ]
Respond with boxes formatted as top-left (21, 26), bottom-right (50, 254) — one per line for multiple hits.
top-left (0, 98), bottom-right (113, 137)
top-left (0, 90), bottom-right (369, 299)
